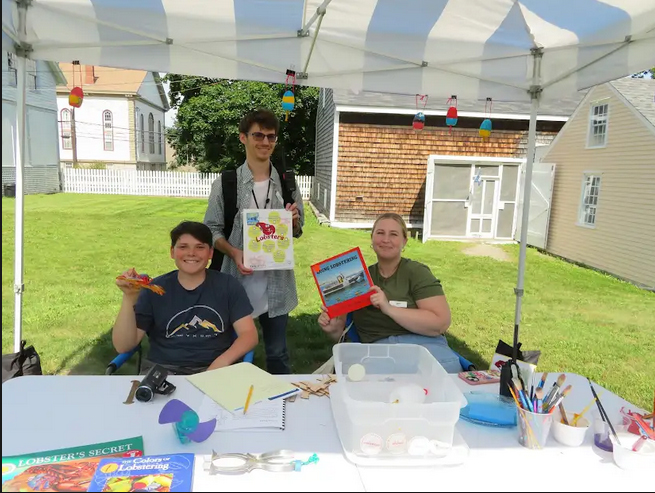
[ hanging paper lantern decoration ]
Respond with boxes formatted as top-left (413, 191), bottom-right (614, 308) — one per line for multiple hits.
top-left (445, 95), bottom-right (458, 133)
top-left (413, 112), bottom-right (425, 130)
top-left (479, 118), bottom-right (492, 139)
top-left (413, 94), bottom-right (428, 131)
top-left (69, 86), bottom-right (84, 108)
top-left (446, 106), bottom-right (458, 128)
top-left (282, 90), bottom-right (295, 121)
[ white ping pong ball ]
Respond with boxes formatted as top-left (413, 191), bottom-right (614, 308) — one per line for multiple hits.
top-left (347, 363), bottom-right (366, 382)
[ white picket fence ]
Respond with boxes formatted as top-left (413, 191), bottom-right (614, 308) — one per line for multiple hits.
top-left (62, 168), bottom-right (313, 199)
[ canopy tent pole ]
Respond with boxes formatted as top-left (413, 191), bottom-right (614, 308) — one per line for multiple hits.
top-left (298, 0), bottom-right (332, 37)
top-left (512, 48), bottom-right (543, 361)
top-left (13, 0), bottom-right (29, 353)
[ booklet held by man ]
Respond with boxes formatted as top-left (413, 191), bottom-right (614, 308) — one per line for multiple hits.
top-left (311, 247), bottom-right (374, 318)
top-left (243, 209), bottom-right (294, 270)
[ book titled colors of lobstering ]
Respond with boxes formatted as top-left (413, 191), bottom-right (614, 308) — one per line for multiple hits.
top-left (1, 436), bottom-right (144, 492)
top-left (87, 454), bottom-right (194, 492)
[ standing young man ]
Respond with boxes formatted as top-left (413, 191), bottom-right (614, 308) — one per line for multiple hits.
top-left (204, 109), bottom-right (304, 374)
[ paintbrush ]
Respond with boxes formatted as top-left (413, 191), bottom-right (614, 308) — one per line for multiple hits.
top-left (532, 372), bottom-right (547, 402)
top-left (571, 392), bottom-right (603, 426)
top-left (546, 385), bottom-right (572, 413)
top-left (512, 378), bottom-right (531, 410)
top-left (587, 378), bottom-right (620, 445)
top-left (559, 401), bottom-right (570, 425)
top-left (535, 388), bottom-right (545, 414)
top-left (543, 374), bottom-right (566, 410)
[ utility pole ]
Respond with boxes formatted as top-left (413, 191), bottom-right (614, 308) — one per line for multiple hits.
top-left (71, 107), bottom-right (78, 167)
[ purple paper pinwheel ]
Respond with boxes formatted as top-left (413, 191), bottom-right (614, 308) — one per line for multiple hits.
top-left (159, 399), bottom-right (216, 444)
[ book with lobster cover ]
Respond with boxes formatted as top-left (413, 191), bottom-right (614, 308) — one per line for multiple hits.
top-left (243, 209), bottom-right (294, 270)
top-left (1, 436), bottom-right (144, 492)
top-left (87, 454), bottom-right (194, 492)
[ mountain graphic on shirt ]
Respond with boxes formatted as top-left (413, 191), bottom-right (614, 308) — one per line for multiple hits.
top-left (168, 315), bottom-right (220, 337)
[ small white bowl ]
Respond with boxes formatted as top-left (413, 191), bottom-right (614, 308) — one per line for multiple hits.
top-left (610, 428), bottom-right (655, 471)
top-left (552, 411), bottom-right (590, 447)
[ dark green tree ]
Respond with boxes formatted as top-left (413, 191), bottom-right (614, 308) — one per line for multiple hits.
top-left (165, 76), bottom-right (319, 175)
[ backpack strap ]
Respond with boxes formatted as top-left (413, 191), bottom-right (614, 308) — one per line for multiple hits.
top-left (209, 169), bottom-right (237, 271)
top-left (273, 161), bottom-right (296, 207)
top-left (222, 169), bottom-right (238, 238)
top-left (271, 152), bottom-right (302, 238)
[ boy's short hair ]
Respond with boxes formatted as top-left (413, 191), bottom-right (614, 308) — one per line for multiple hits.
top-left (170, 221), bottom-right (213, 248)
top-left (239, 109), bottom-right (279, 135)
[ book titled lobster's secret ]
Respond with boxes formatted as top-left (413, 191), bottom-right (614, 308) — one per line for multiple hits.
top-left (243, 209), bottom-right (294, 271)
top-left (87, 454), bottom-right (194, 492)
top-left (1, 436), bottom-right (144, 492)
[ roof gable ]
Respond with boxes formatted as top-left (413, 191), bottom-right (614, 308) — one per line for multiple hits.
top-left (609, 78), bottom-right (655, 128)
top-left (57, 63), bottom-right (146, 94)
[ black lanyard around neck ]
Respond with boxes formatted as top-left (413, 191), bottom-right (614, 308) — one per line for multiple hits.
top-left (251, 164), bottom-right (272, 209)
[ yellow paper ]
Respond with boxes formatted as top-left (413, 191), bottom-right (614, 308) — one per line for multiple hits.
top-left (186, 362), bottom-right (299, 412)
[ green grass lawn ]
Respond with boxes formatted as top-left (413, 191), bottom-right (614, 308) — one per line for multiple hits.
top-left (2, 194), bottom-right (654, 410)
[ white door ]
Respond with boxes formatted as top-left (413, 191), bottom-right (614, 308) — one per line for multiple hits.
top-left (467, 177), bottom-right (499, 238)
top-left (515, 162), bottom-right (556, 249)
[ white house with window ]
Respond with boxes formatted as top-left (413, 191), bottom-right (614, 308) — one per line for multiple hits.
top-left (2, 50), bottom-right (67, 195)
top-left (56, 64), bottom-right (169, 170)
top-left (541, 77), bottom-right (655, 290)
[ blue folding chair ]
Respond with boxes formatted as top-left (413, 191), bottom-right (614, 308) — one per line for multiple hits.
top-left (344, 313), bottom-right (476, 371)
top-left (105, 335), bottom-right (255, 375)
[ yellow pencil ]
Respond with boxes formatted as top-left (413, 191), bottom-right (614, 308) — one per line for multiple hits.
top-left (244, 384), bottom-right (254, 415)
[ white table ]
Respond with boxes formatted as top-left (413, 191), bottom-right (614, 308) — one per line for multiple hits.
top-left (1, 374), bottom-right (364, 492)
top-left (2, 373), bottom-right (651, 492)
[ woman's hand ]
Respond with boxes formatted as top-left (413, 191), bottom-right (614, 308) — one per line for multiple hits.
top-left (318, 305), bottom-right (332, 328)
top-left (317, 305), bottom-right (346, 341)
top-left (369, 285), bottom-right (391, 314)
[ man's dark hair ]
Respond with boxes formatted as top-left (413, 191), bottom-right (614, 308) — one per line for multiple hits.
top-left (239, 109), bottom-right (279, 135)
top-left (170, 221), bottom-right (213, 248)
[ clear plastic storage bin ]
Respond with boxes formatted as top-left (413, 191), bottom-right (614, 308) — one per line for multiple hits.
top-left (331, 343), bottom-right (467, 465)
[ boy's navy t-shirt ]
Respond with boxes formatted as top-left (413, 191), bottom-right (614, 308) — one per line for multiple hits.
top-left (134, 269), bottom-right (253, 367)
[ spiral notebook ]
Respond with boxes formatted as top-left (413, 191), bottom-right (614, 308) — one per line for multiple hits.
top-left (198, 395), bottom-right (287, 432)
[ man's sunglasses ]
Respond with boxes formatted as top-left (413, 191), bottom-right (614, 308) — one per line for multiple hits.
top-left (249, 132), bottom-right (278, 143)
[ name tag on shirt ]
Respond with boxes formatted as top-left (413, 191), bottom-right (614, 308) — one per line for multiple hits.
top-left (389, 300), bottom-right (408, 308)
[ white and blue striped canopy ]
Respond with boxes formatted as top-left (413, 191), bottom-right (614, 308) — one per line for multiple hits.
top-left (3, 0), bottom-right (655, 102)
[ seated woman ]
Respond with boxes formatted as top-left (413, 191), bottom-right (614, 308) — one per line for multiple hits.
top-left (317, 213), bottom-right (461, 373)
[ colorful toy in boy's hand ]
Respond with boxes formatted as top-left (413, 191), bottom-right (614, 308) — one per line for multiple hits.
top-left (116, 272), bottom-right (165, 295)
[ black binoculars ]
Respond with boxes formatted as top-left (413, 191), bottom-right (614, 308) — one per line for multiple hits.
top-left (136, 364), bottom-right (176, 403)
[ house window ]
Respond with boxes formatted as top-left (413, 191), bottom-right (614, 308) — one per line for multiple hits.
top-left (140, 113), bottom-right (145, 152)
top-left (148, 113), bottom-right (155, 154)
top-left (60, 109), bottom-right (72, 149)
top-left (588, 102), bottom-right (609, 148)
top-left (26, 59), bottom-right (37, 90)
top-left (579, 174), bottom-right (601, 227)
top-left (103, 110), bottom-right (114, 151)
top-left (7, 53), bottom-right (17, 86)
top-left (157, 120), bottom-right (162, 154)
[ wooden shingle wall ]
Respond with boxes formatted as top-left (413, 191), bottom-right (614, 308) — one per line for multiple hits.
top-left (335, 123), bottom-right (558, 224)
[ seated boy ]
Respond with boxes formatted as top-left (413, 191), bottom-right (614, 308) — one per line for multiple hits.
top-left (112, 221), bottom-right (258, 375)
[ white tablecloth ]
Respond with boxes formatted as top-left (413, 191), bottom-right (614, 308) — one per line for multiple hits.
top-left (2, 373), bottom-right (651, 491)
